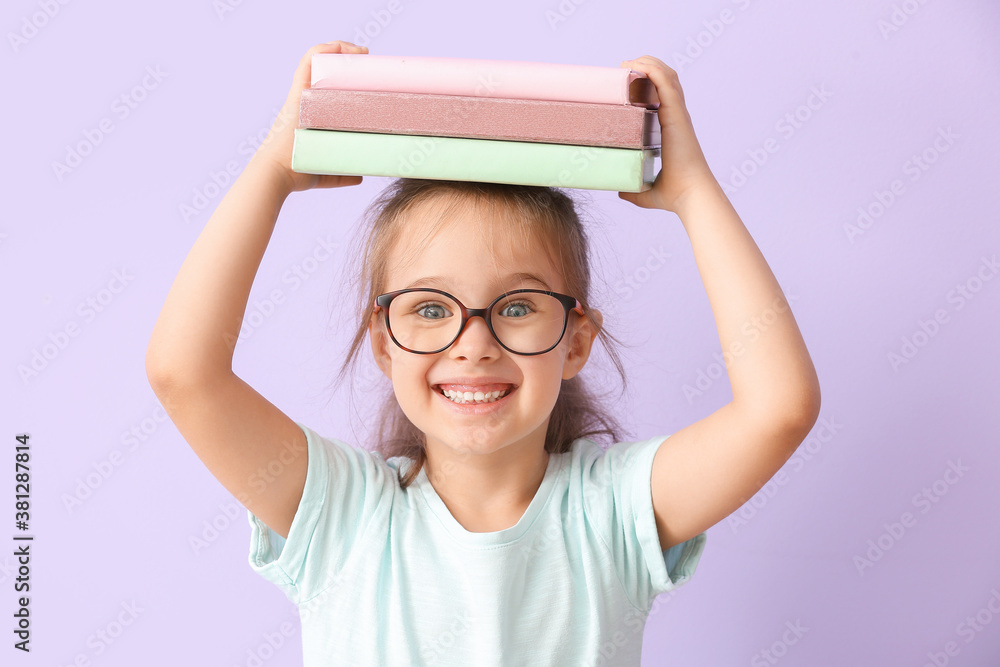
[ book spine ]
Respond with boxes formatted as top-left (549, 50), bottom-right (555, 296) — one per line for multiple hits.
top-left (309, 54), bottom-right (658, 107)
top-left (298, 89), bottom-right (660, 149)
top-left (291, 129), bottom-right (657, 192)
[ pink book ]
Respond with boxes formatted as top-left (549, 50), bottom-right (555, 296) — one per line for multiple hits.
top-left (309, 54), bottom-right (659, 108)
top-left (298, 88), bottom-right (660, 149)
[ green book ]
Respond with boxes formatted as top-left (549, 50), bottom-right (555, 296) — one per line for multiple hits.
top-left (291, 128), bottom-right (658, 192)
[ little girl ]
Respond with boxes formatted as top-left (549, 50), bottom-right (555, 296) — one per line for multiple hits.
top-left (146, 41), bottom-right (820, 666)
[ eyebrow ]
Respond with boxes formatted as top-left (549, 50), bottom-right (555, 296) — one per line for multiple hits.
top-left (404, 273), bottom-right (553, 291)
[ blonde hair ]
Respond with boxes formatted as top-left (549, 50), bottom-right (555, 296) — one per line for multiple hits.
top-left (329, 178), bottom-right (628, 489)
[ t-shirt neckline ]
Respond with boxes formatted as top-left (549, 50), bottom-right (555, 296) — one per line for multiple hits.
top-left (413, 448), bottom-right (566, 547)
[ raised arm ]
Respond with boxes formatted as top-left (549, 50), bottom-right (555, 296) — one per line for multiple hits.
top-left (618, 56), bottom-right (821, 551)
top-left (144, 41), bottom-right (368, 539)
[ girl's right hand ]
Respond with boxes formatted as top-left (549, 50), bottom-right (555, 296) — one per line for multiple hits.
top-left (255, 40), bottom-right (369, 195)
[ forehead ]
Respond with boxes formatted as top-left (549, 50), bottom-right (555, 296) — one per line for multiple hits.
top-left (386, 193), bottom-right (566, 294)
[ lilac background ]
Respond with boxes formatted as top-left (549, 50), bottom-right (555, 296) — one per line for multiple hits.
top-left (3, 0), bottom-right (999, 665)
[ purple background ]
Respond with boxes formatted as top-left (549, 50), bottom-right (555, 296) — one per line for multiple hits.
top-left (4, 0), bottom-right (999, 665)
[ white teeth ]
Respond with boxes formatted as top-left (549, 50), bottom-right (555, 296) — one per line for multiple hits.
top-left (440, 388), bottom-right (510, 404)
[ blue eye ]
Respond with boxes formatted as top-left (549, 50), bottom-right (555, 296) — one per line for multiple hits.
top-left (416, 303), bottom-right (451, 320)
top-left (499, 301), bottom-right (533, 318)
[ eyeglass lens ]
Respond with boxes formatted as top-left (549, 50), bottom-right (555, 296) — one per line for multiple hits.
top-left (386, 291), bottom-right (567, 354)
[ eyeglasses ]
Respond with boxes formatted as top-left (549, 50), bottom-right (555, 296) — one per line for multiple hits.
top-left (373, 288), bottom-right (585, 356)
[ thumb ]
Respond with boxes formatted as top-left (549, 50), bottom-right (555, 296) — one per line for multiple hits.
top-left (619, 190), bottom-right (650, 208)
top-left (315, 174), bottom-right (364, 189)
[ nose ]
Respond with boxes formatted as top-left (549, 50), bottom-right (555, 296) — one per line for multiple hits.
top-left (449, 312), bottom-right (500, 360)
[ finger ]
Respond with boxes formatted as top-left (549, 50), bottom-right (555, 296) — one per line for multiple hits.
top-left (291, 41), bottom-right (369, 92)
top-left (625, 60), bottom-right (679, 96)
top-left (620, 57), bottom-right (684, 110)
top-left (622, 60), bottom-right (687, 114)
top-left (618, 190), bottom-right (642, 204)
top-left (619, 191), bottom-right (646, 210)
top-left (315, 174), bottom-right (364, 189)
top-left (622, 55), bottom-right (671, 71)
top-left (620, 56), bottom-right (678, 84)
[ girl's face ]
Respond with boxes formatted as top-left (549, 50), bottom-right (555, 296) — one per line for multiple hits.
top-left (368, 195), bottom-right (599, 464)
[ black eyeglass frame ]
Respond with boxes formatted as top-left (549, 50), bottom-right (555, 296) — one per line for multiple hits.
top-left (373, 287), bottom-right (585, 356)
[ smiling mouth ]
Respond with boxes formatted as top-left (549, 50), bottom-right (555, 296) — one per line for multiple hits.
top-left (433, 385), bottom-right (516, 404)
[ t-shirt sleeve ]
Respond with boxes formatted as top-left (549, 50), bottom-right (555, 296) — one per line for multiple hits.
top-left (245, 421), bottom-right (395, 605)
top-left (582, 435), bottom-right (707, 613)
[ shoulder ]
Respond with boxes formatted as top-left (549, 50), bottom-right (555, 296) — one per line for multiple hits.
top-left (294, 422), bottom-right (413, 490)
top-left (561, 435), bottom-right (667, 519)
top-left (565, 434), bottom-right (667, 482)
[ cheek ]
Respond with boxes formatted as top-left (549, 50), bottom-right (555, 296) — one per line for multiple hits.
top-left (389, 355), bottom-right (432, 395)
top-left (525, 358), bottom-right (566, 396)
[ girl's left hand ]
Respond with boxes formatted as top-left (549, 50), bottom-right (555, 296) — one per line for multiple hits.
top-left (617, 56), bottom-right (718, 214)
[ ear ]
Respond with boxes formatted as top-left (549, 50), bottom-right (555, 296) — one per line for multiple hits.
top-left (562, 308), bottom-right (602, 380)
top-left (368, 311), bottom-right (392, 379)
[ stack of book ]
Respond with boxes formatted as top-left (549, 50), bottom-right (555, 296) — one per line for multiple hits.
top-left (291, 54), bottom-right (661, 192)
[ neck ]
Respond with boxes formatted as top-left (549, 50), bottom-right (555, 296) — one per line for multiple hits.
top-left (422, 433), bottom-right (551, 533)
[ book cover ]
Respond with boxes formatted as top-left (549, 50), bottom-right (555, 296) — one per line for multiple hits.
top-left (309, 54), bottom-right (659, 108)
top-left (291, 128), bottom-right (658, 192)
top-left (298, 88), bottom-right (660, 149)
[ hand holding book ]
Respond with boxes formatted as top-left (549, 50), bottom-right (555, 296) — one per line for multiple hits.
top-left (616, 56), bottom-right (718, 213)
top-left (255, 40), bottom-right (369, 195)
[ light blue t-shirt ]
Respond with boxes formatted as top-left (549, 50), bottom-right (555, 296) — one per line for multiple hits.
top-left (247, 422), bottom-right (706, 666)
